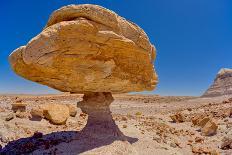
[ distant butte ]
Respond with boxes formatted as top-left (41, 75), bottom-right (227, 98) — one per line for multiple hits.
top-left (202, 68), bottom-right (232, 97)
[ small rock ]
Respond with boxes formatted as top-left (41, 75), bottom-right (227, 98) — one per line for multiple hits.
top-left (5, 113), bottom-right (14, 121)
top-left (170, 142), bottom-right (177, 148)
top-left (0, 132), bottom-right (9, 143)
top-left (66, 104), bottom-right (77, 117)
top-left (192, 116), bottom-right (200, 125)
top-left (121, 116), bottom-right (127, 121)
top-left (222, 99), bottom-right (230, 104)
top-left (153, 136), bottom-right (162, 143)
top-left (228, 98), bottom-right (232, 102)
top-left (221, 136), bottom-right (232, 150)
top-left (33, 131), bottom-right (43, 139)
top-left (16, 111), bottom-right (28, 118)
top-left (11, 102), bottom-right (27, 112)
top-left (135, 112), bottom-right (142, 116)
top-left (210, 150), bottom-right (220, 155)
top-left (80, 112), bottom-right (87, 118)
top-left (201, 120), bottom-right (218, 136)
top-left (122, 124), bottom-right (127, 128)
top-left (0, 107), bottom-right (5, 112)
top-left (195, 136), bottom-right (204, 143)
top-left (170, 113), bottom-right (184, 123)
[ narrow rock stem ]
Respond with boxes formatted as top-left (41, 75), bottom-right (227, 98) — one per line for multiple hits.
top-left (77, 92), bottom-right (124, 138)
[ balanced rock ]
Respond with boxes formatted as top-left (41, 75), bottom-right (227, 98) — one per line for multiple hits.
top-left (9, 4), bottom-right (158, 93)
top-left (41, 103), bottom-right (69, 125)
top-left (203, 68), bottom-right (232, 97)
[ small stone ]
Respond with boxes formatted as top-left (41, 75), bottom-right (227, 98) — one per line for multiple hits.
top-left (170, 142), bottom-right (177, 148)
top-left (135, 112), bottom-right (142, 116)
top-left (222, 99), bottom-right (230, 104)
top-left (195, 136), bottom-right (204, 143)
top-left (16, 111), bottom-right (28, 118)
top-left (192, 116), bottom-right (200, 125)
top-left (228, 98), bottom-right (232, 102)
top-left (221, 136), bottom-right (232, 150)
top-left (11, 102), bottom-right (27, 112)
top-left (5, 113), bottom-right (14, 121)
top-left (153, 136), bottom-right (162, 143)
top-left (210, 150), bottom-right (220, 155)
top-left (80, 112), bottom-right (87, 118)
top-left (122, 124), bottom-right (127, 128)
top-left (0, 132), bottom-right (9, 143)
top-left (33, 131), bottom-right (43, 139)
top-left (198, 117), bottom-right (211, 127)
top-left (170, 113), bottom-right (184, 123)
top-left (66, 104), bottom-right (77, 117)
top-left (0, 107), bottom-right (5, 112)
top-left (201, 120), bottom-right (218, 136)
top-left (121, 116), bottom-right (127, 121)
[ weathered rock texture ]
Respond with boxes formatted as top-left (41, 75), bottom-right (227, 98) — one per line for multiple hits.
top-left (203, 68), bottom-right (232, 97)
top-left (9, 4), bottom-right (158, 93)
top-left (77, 92), bottom-right (124, 138)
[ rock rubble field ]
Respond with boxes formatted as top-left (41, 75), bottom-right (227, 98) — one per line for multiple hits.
top-left (0, 94), bottom-right (231, 154)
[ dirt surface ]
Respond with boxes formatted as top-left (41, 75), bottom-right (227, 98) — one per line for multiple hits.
top-left (0, 94), bottom-right (231, 155)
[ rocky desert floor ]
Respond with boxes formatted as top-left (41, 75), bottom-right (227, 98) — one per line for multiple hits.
top-left (0, 94), bottom-right (231, 155)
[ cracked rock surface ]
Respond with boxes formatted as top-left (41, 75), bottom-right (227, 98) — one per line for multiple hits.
top-left (9, 4), bottom-right (158, 93)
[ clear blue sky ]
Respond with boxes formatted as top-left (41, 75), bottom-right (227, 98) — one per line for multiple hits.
top-left (0, 0), bottom-right (232, 96)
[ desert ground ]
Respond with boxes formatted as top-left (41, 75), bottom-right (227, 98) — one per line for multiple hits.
top-left (0, 94), bottom-right (231, 155)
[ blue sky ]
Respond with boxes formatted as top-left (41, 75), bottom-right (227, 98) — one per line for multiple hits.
top-left (0, 0), bottom-right (232, 96)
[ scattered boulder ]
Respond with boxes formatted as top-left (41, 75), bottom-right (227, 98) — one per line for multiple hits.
top-left (30, 107), bottom-right (44, 120)
top-left (198, 117), bottom-right (211, 128)
top-left (170, 113), bottom-right (184, 123)
top-left (5, 113), bottom-right (14, 121)
top-left (66, 104), bottom-right (77, 117)
top-left (201, 120), bottom-right (218, 136)
top-left (41, 103), bottom-right (70, 125)
top-left (11, 102), bottom-right (27, 112)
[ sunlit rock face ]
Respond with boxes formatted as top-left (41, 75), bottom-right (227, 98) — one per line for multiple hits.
top-left (203, 68), bottom-right (232, 97)
top-left (9, 4), bottom-right (158, 93)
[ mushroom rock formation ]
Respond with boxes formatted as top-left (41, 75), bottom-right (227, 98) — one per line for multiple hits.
top-left (9, 4), bottom-right (158, 139)
top-left (202, 68), bottom-right (232, 97)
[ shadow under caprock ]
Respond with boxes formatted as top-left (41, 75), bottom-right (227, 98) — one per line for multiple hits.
top-left (0, 126), bottom-right (138, 155)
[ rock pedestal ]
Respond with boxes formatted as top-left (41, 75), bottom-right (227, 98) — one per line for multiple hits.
top-left (77, 92), bottom-right (123, 138)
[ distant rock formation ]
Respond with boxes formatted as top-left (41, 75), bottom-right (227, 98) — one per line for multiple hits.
top-left (202, 68), bottom-right (232, 97)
